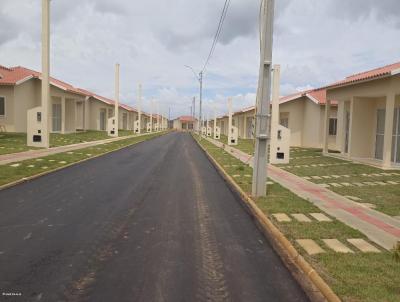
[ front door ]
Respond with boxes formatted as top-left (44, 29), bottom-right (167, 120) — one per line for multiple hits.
top-left (52, 103), bottom-right (61, 132)
top-left (246, 117), bottom-right (253, 138)
top-left (76, 102), bottom-right (84, 130)
top-left (123, 113), bottom-right (128, 130)
top-left (100, 109), bottom-right (106, 131)
top-left (375, 109), bottom-right (386, 160)
top-left (392, 108), bottom-right (400, 164)
top-left (344, 111), bottom-right (350, 153)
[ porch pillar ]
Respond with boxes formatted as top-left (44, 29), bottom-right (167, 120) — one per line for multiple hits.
top-left (348, 97), bottom-right (354, 158)
top-left (61, 97), bottom-right (66, 134)
top-left (383, 92), bottom-right (395, 168)
top-left (323, 99), bottom-right (331, 154)
top-left (74, 99), bottom-right (77, 133)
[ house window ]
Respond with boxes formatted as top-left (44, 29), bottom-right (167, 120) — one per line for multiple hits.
top-left (329, 118), bottom-right (337, 135)
top-left (280, 118), bottom-right (289, 128)
top-left (0, 97), bottom-right (5, 117)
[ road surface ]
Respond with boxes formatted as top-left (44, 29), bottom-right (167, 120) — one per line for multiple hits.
top-left (0, 132), bottom-right (308, 302)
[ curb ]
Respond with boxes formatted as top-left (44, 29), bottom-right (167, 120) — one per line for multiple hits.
top-left (193, 135), bottom-right (341, 302)
top-left (0, 132), bottom-right (168, 192)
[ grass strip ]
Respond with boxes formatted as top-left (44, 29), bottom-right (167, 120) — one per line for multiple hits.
top-left (194, 134), bottom-right (400, 302)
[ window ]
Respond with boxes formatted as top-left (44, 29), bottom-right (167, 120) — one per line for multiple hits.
top-left (280, 118), bottom-right (289, 128)
top-left (329, 118), bottom-right (337, 136)
top-left (0, 97), bottom-right (5, 117)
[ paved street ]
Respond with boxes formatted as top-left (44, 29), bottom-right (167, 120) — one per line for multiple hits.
top-left (0, 132), bottom-right (308, 302)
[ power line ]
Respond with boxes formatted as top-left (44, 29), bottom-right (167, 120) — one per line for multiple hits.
top-left (202, 0), bottom-right (231, 73)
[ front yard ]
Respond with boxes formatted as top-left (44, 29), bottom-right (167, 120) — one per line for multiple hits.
top-left (0, 130), bottom-right (137, 155)
top-left (194, 135), bottom-right (400, 302)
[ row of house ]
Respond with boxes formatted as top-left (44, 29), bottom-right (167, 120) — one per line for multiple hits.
top-left (0, 65), bottom-right (165, 134)
top-left (213, 61), bottom-right (400, 169)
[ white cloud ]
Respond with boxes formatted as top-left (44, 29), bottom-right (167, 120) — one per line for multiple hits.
top-left (0, 0), bottom-right (399, 119)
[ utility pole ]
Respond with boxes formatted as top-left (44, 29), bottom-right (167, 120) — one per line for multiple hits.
top-left (252, 0), bottom-right (275, 197)
top-left (114, 63), bottom-right (120, 137)
top-left (193, 97), bottom-right (196, 120)
top-left (199, 71), bottom-right (203, 135)
top-left (137, 83), bottom-right (142, 134)
top-left (42, 0), bottom-right (50, 148)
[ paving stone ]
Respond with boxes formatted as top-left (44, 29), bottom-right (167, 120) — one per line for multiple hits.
top-left (345, 196), bottom-right (362, 201)
top-left (27, 165), bottom-right (35, 168)
top-left (340, 183), bottom-right (353, 187)
top-left (232, 175), bottom-right (240, 178)
top-left (387, 181), bottom-right (399, 185)
top-left (363, 182), bottom-right (377, 186)
top-left (311, 176), bottom-right (322, 180)
top-left (322, 176), bottom-right (332, 179)
top-left (10, 163), bottom-right (20, 167)
top-left (347, 239), bottom-right (380, 253)
top-left (296, 239), bottom-right (325, 255)
top-left (353, 183), bottom-right (366, 187)
top-left (375, 181), bottom-right (387, 186)
top-left (291, 214), bottom-right (312, 222)
top-left (303, 176), bottom-right (311, 180)
top-left (319, 184), bottom-right (330, 188)
top-left (330, 183), bottom-right (342, 187)
top-left (272, 213), bottom-right (292, 222)
top-left (266, 181), bottom-right (274, 185)
top-left (331, 175), bottom-right (341, 178)
top-left (309, 213), bottom-right (332, 222)
top-left (323, 239), bottom-right (354, 253)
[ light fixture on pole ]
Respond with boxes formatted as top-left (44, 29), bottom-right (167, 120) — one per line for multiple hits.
top-left (185, 65), bottom-right (203, 135)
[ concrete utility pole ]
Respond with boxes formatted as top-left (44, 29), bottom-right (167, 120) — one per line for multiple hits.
top-left (114, 63), bottom-right (120, 137)
top-left (137, 83), bottom-right (142, 134)
top-left (199, 71), bottom-right (203, 134)
top-left (42, 0), bottom-right (50, 148)
top-left (150, 99), bottom-right (153, 133)
top-left (193, 97), bottom-right (196, 120)
top-left (252, 0), bottom-right (275, 197)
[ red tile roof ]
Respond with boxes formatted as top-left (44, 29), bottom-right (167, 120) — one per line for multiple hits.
top-left (0, 64), bottom-right (142, 113)
top-left (326, 61), bottom-right (400, 89)
top-left (178, 116), bottom-right (196, 122)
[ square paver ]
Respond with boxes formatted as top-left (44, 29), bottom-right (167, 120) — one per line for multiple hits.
top-left (309, 213), bottom-right (332, 222)
top-left (340, 183), bottom-right (352, 187)
top-left (345, 196), bottom-right (362, 201)
top-left (330, 183), bottom-right (342, 187)
top-left (272, 213), bottom-right (292, 222)
top-left (323, 239), bottom-right (354, 253)
top-left (347, 239), bottom-right (380, 253)
top-left (291, 214), bottom-right (312, 222)
top-left (296, 239), bottom-right (325, 255)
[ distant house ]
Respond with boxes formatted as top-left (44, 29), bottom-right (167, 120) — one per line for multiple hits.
top-left (325, 61), bottom-right (400, 169)
top-left (0, 65), bottom-right (149, 133)
top-left (216, 88), bottom-right (338, 150)
top-left (173, 116), bottom-right (197, 131)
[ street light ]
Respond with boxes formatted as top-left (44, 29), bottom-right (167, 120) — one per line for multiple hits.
top-left (184, 65), bottom-right (203, 133)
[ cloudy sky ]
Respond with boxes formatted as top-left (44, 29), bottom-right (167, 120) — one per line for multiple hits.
top-left (1, 0), bottom-right (400, 118)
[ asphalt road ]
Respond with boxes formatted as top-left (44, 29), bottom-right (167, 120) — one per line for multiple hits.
top-left (0, 132), bottom-right (309, 302)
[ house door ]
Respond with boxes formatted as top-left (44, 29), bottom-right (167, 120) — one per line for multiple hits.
top-left (246, 117), bottom-right (253, 138)
top-left (344, 111), bottom-right (350, 153)
top-left (100, 109), bottom-right (106, 131)
top-left (76, 102), bottom-right (84, 130)
top-left (123, 113), bottom-right (128, 129)
top-left (375, 109), bottom-right (386, 160)
top-left (392, 108), bottom-right (400, 164)
top-left (52, 103), bottom-right (61, 132)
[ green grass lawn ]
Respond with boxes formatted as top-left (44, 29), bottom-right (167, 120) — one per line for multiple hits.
top-left (220, 134), bottom-right (255, 155)
top-left (0, 133), bottom-right (40, 155)
top-left (0, 132), bottom-right (165, 187)
top-left (217, 136), bottom-right (400, 217)
top-left (194, 135), bottom-right (400, 302)
top-left (0, 130), bottom-right (138, 155)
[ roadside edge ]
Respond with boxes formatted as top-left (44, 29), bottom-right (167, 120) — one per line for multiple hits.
top-left (192, 134), bottom-right (341, 302)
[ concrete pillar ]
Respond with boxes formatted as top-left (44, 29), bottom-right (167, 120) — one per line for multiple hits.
top-left (114, 63), bottom-right (120, 136)
top-left (348, 97), bottom-right (355, 158)
top-left (383, 92), bottom-right (395, 168)
top-left (61, 97), bottom-right (66, 134)
top-left (42, 0), bottom-right (50, 147)
top-left (323, 99), bottom-right (331, 154)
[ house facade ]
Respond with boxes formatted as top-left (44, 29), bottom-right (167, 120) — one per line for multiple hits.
top-left (325, 62), bottom-right (400, 169)
top-left (173, 116), bottom-right (197, 131)
top-left (0, 65), bottom-right (152, 134)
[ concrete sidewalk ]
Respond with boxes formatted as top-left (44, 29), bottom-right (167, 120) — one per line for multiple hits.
top-left (205, 137), bottom-right (400, 250)
top-left (0, 132), bottom-right (155, 166)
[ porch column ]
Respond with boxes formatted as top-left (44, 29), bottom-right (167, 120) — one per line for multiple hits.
top-left (74, 99), bottom-right (77, 132)
top-left (84, 96), bottom-right (89, 131)
top-left (383, 92), bottom-right (395, 168)
top-left (61, 97), bottom-right (66, 134)
top-left (323, 99), bottom-right (331, 154)
top-left (348, 97), bottom-right (354, 158)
